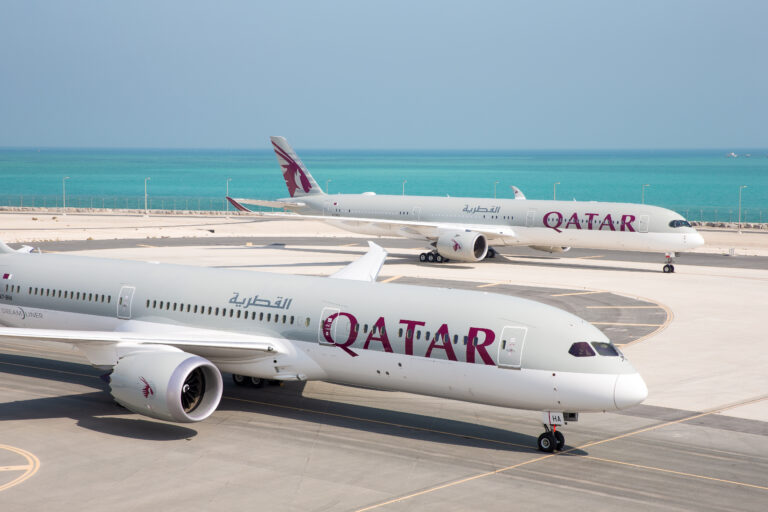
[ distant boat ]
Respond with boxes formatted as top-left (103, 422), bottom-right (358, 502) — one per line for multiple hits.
top-left (726, 152), bottom-right (738, 158)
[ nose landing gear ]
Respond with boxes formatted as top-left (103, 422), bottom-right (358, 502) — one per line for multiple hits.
top-left (537, 411), bottom-right (568, 452)
top-left (663, 252), bottom-right (676, 273)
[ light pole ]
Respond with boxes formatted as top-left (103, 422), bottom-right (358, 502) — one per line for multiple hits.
top-left (553, 182), bottom-right (560, 200)
top-left (226, 178), bottom-right (232, 217)
top-left (642, 184), bottom-right (650, 204)
top-left (326, 179), bottom-right (332, 193)
top-left (402, 180), bottom-right (407, 196)
top-left (144, 177), bottom-right (151, 216)
top-left (494, 181), bottom-right (499, 199)
top-left (738, 185), bottom-right (748, 232)
top-left (62, 176), bottom-right (70, 215)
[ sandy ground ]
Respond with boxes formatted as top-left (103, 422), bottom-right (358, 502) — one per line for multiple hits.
top-left (2, 211), bottom-right (767, 423)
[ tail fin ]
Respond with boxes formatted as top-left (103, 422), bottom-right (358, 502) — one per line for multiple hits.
top-left (510, 186), bottom-right (526, 200)
top-left (270, 136), bottom-right (325, 198)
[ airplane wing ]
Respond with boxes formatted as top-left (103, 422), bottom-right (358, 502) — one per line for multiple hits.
top-left (227, 197), bottom-right (305, 211)
top-left (329, 241), bottom-right (387, 282)
top-left (289, 214), bottom-right (518, 244)
top-left (0, 326), bottom-right (285, 366)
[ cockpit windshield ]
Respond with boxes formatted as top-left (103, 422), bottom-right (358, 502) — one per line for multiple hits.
top-left (568, 341), bottom-right (622, 357)
top-left (669, 219), bottom-right (691, 228)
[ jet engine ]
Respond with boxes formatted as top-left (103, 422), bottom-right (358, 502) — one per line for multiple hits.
top-left (530, 246), bottom-right (571, 254)
top-left (436, 231), bottom-right (488, 262)
top-left (109, 350), bottom-right (223, 423)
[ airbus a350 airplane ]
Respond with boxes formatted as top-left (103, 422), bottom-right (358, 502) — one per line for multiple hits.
top-left (0, 240), bottom-right (646, 452)
top-left (228, 137), bottom-right (704, 272)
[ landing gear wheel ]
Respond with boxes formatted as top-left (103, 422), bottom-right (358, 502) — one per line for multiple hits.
top-left (249, 377), bottom-right (265, 388)
top-left (537, 432), bottom-right (556, 453)
top-left (427, 252), bottom-right (436, 263)
top-left (419, 253), bottom-right (427, 262)
top-left (663, 264), bottom-right (673, 273)
top-left (668, 264), bottom-right (675, 273)
top-left (487, 247), bottom-right (496, 259)
top-left (435, 254), bottom-right (444, 263)
top-left (232, 374), bottom-right (248, 386)
top-left (554, 431), bottom-right (565, 451)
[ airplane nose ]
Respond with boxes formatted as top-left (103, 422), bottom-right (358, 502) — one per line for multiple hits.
top-left (688, 232), bottom-right (705, 248)
top-left (614, 373), bottom-right (648, 409)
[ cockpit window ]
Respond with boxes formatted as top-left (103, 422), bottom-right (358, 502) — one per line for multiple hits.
top-left (591, 342), bottom-right (620, 356)
top-left (669, 219), bottom-right (691, 228)
top-left (568, 342), bottom-right (596, 357)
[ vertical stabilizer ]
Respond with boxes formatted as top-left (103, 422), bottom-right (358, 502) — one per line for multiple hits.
top-left (270, 136), bottom-right (325, 198)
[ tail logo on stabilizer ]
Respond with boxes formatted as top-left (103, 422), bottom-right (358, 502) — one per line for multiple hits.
top-left (272, 141), bottom-right (312, 197)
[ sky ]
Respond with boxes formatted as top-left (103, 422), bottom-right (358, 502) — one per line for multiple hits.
top-left (1, 0), bottom-right (766, 150)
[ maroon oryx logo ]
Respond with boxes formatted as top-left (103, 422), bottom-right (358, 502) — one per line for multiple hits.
top-left (273, 141), bottom-right (312, 197)
top-left (139, 377), bottom-right (154, 398)
top-left (451, 239), bottom-right (461, 252)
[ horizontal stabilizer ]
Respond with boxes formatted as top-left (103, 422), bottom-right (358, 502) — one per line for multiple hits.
top-left (329, 241), bottom-right (387, 282)
top-left (229, 197), bottom-right (305, 210)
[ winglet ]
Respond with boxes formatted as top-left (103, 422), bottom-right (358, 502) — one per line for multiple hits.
top-left (226, 196), bottom-right (253, 212)
top-left (0, 240), bottom-right (18, 254)
top-left (329, 241), bottom-right (388, 282)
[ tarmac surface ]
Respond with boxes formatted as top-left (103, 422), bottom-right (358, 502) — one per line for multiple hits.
top-left (1, 232), bottom-right (767, 511)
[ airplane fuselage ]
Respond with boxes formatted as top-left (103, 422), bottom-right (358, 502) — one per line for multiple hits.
top-left (289, 194), bottom-right (703, 252)
top-left (0, 250), bottom-right (644, 414)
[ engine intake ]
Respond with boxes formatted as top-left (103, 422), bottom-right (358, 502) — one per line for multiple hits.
top-left (109, 350), bottom-right (223, 423)
top-left (436, 231), bottom-right (488, 262)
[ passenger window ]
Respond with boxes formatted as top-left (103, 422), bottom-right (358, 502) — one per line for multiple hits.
top-left (305, 317), bottom-right (310, 327)
top-left (260, 312), bottom-right (264, 321)
top-left (568, 342), bottom-right (596, 357)
top-left (267, 313), bottom-right (271, 322)
top-left (591, 342), bottom-right (620, 356)
top-left (290, 316), bottom-right (294, 325)
top-left (237, 310), bottom-right (241, 319)
top-left (398, 328), bottom-right (403, 337)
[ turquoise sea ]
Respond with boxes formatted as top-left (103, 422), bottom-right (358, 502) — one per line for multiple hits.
top-left (0, 149), bottom-right (766, 223)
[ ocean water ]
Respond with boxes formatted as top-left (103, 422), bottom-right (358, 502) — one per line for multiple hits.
top-left (0, 149), bottom-right (766, 222)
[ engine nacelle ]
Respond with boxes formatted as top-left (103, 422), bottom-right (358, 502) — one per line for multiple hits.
top-left (530, 245), bottom-right (571, 254)
top-left (436, 231), bottom-right (488, 262)
top-left (109, 350), bottom-right (223, 423)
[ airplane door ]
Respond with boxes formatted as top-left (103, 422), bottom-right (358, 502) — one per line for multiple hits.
top-left (638, 215), bottom-right (649, 233)
top-left (318, 307), bottom-right (352, 347)
top-left (412, 207), bottom-right (422, 221)
top-left (526, 210), bottom-right (536, 228)
top-left (497, 326), bottom-right (526, 369)
top-left (117, 286), bottom-right (135, 319)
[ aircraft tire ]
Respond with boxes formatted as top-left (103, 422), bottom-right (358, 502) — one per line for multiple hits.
top-left (232, 374), bottom-right (248, 386)
top-left (669, 264), bottom-right (675, 273)
top-left (435, 254), bottom-right (444, 263)
top-left (427, 253), bottom-right (436, 263)
top-left (537, 432), bottom-right (556, 453)
top-left (663, 264), bottom-right (672, 273)
top-left (419, 253), bottom-right (427, 262)
top-left (554, 431), bottom-right (565, 451)
top-left (487, 247), bottom-right (496, 259)
top-left (249, 377), bottom-right (265, 388)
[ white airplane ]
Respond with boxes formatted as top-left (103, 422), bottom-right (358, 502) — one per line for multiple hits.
top-left (228, 137), bottom-right (705, 272)
top-left (0, 240), bottom-right (646, 452)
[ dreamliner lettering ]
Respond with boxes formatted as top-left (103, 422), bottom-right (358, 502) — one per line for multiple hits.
top-left (543, 211), bottom-right (637, 233)
top-left (321, 312), bottom-right (496, 365)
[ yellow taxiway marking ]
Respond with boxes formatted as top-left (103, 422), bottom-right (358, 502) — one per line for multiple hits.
top-left (356, 395), bottom-right (768, 510)
top-left (590, 322), bottom-right (663, 327)
top-left (550, 290), bottom-right (606, 297)
top-left (573, 254), bottom-right (604, 259)
top-left (340, 243), bottom-right (360, 247)
top-left (582, 456), bottom-right (768, 491)
top-left (586, 305), bottom-right (661, 309)
top-left (380, 275), bottom-right (401, 283)
top-left (136, 244), bottom-right (156, 248)
top-left (476, 282), bottom-right (501, 288)
top-left (0, 360), bottom-right (95, 379)
top-left (0, 445), bottom-right (40, 493)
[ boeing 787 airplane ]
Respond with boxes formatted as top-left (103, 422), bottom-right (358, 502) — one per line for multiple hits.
top-left (228, 137), bottom-right (704, 272)
top-left (0, 240), bottom-right (646, 452)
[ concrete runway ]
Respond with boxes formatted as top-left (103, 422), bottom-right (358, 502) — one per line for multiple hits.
top-left (1, 237), bottom-right (767, 511)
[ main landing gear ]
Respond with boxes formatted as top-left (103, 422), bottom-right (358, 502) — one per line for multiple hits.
top-left (232, 374), bottom-right (266, 388)
top-left (486, 247), bottom-right (496, 259)
top-left (418, 251), bottom-right (449, 264)
top-left (537, 411), bottom-right (572, 452)
top-left (663, 252), bottom-right (676, 273)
